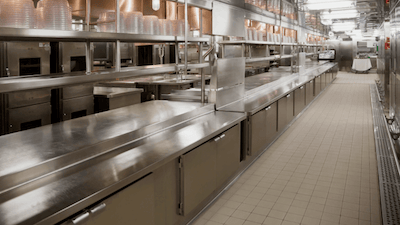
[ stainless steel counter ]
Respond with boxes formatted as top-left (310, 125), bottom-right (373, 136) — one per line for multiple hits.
top-left (0, 101), bottom-right (213, 191)
top-left (0, 63), bottom-right (209, 93)
top-left (0, 107), bottom-right (245, 225)
top-left (220, 61), bottom-right (337, 115)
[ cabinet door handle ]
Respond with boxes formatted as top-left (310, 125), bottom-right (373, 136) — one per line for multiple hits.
top-left (286, 94), bottom-right (291, 98)
top-left (300, 86), bottom-right (304, 89)
top-left (90, 203), bottom-right (106, 215)
top-left (72, 212), bottom-right (90, 225)
top-left (310, 81), bottom-right (313, 83)
top-left (214, 137), bottom-right (221, 142)
top-left (265, 106), bottom-right (271, 111)
top-left (220, 134), bottom-right (226, 139)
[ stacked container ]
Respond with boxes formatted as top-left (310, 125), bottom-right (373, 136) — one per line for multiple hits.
top-left (143, 15), bottom-right (160, 35)
top-left (125, 11), bottom-right (143, 34)
top-left (97, 11), bottom-right (126, 33)
top-left (0, 0), bottom-right (36, 29)
top-left (36, 0), bottom-right (72, 31)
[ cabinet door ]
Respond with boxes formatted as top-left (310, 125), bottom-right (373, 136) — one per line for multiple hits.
top-left (315, 76), bottom-right (321, 96)
top-left (86, 174), bottom-right (155, 225)
top-left (278, 97), bottom-right (287, 133)
top-left (251, 109), bottom-right (267, 155)
top-left (265, 102), bottom-right (278, 145)
top-left (306, 80), bottom-right (314, 105)
top-left (321, 73), bottom-right (326, 90)
top-left (216, 125), bottom-right (241, 188)
top-left (294, 86), bottom-right (305, 116)
top-left (183, 141), bottom-right (217, 214)
top-left (286, 93), bottom-right (294, 122)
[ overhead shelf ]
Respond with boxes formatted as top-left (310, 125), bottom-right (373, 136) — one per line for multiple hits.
top-left (245, 55), bottom-right (294, 63)
top-left (0, 63), bottom-right (210, 93)
top-left (0, 27), bottom-right (210, 43)
top-left (219, 40), bottom-right (298, 46)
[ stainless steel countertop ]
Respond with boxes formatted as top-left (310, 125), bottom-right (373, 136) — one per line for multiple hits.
top-left (0, 101), bottom-right (213, 192)
top-left (93, 87), bottom-right (143, 98)
top-left (0, 64), bottom-right (209, 93)
top-left (219, 61), bottom-right (337, 115)
top-left (0, 109), bottom-right (245, 225)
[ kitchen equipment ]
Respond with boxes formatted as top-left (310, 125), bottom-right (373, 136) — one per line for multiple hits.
top-left (2, 42), bottom-right (50, 77)
top-left (94, 86), bottom-right (143, 113)
top-left (0, 0), bottom-right (36, 29)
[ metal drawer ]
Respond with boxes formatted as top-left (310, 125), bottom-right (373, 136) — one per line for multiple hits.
top-left (62, 95), bottom-right (94, 121)
top-left (6, 102), bottom-right (51, 133)
top-left (62, 85), bottom-right (94, 99)
top-left (5, 89), bottom-right (51, 108)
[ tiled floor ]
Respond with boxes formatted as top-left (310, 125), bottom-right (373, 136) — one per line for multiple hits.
top-left (191, 72), bottom-right (381, 225)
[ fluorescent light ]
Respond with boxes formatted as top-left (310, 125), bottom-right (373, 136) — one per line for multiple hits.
top-left (305, 1), bottom-right (355, 10)
top-left (332, 22), bottom-right (357, 31)
top-left (320, 10), bottom-right (359, 19)
top-left (306, 0), bottom-right (354, 3)
top-left (321, 13), bottom-right (359, 19)
top-left (321, 19), bottom-right (333, 25)
top-left (332, 25), bottom-right (356, 31)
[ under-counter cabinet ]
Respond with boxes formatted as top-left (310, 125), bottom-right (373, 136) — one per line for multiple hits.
top-left (315, 75), bottom-right (321, 96)
top-left (64, 174), bottom-right (156, 225)
top-left (294, 86), bottom-right (306, 116)
top-left (321, 73), bottom-right (326, 90)
top-left (250, 102), bottom-right (277, 155)
top-left (286, 93), bottom-right (294, 122)
top-left (183, 125), bottom-right (240, 215)
top-left (306, 80), bottom-right (314, 105)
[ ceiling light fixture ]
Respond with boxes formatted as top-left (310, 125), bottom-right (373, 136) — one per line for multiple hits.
top-left (320, 10), bottom-right (360, 19)
top-left (305, 1), bottom-right (355, 10)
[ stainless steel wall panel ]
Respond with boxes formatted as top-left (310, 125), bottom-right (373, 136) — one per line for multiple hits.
top-left (211, 58), bottom-right (245, 88)
top-left (211, 84), bottom-right (245, 109)
top-left (212, 2), bottom-right (245, 37)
